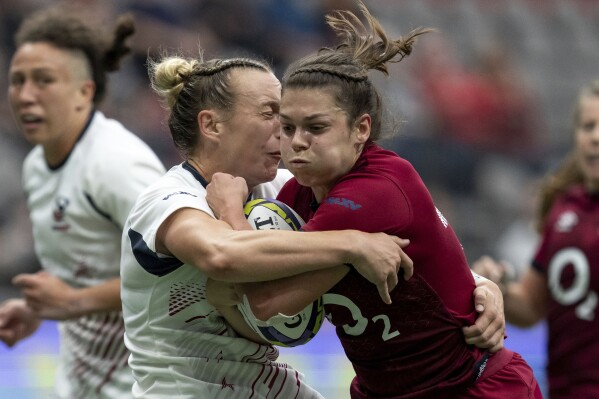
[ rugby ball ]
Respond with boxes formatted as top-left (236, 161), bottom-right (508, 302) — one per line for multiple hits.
top-left (238, 198), bottom-right (325, 347)
top-left (243, 198), bottom-right (304, 231)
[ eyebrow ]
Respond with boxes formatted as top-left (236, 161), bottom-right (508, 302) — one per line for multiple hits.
top-left (10, 66), bottom-right (55, 75)
top-left (280, 113), bottom-right (328, 121)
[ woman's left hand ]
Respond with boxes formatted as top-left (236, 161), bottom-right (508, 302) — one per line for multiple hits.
top-left (206, 278), bottom-right (242, 309)
top-left (463, 274), bottom-right (505, 353)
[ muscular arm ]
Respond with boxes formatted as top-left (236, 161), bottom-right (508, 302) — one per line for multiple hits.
top-left (157, 207), bottom-right (406, 298)
top-left (238, 266), bottom-right (349, 320)
top-left (237, 267), bottom-right (505, 338)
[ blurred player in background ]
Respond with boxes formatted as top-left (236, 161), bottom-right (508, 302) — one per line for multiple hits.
top-left (473, 80), bottom-right (599, 399)
top-left (206, 2), bottom-right (541, 398)
top-left (0, 5), bottom-right (165, 398)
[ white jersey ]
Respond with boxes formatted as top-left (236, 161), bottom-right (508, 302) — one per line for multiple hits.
top-left (22, 111), bottom-right (166, 399)
top-left (121, 163), bottom-right (324, 399)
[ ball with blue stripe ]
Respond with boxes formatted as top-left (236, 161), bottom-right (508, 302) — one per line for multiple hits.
top-left (239, 198), bottom-right (325, 347)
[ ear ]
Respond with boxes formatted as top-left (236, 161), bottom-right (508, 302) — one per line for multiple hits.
top-left (197, 109), bottom-right (222, 144)
top-left (75, 80), bottom-right (95, 110)
top-left (354, 113), bottom-right (371, 144)
top-left (80, 80), bottom-right (95, 101)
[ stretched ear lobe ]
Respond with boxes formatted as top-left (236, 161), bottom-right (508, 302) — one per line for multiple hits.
top-left (355, 114), bottom-right (371, 144)
top-left (198, 109), bottom-right (221, 143)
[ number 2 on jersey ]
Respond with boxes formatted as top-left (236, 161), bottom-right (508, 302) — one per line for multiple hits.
top-left (324, 293), bottom-right (400, 341)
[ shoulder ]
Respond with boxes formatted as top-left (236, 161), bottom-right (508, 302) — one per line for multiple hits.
top-left (22, 145), bottom-right (44, 173)
top-left (544, 185), bottom-right (588, 223)
top-left (136, 164), bottom-right (200, 202)
top-left (82, 112), bottom-right (164, 177)
top-left (85, 112), bottom-right (157, 156)
top-left (128, 165), bottom-right (211, 225)
top-left (21, 146), bottom-right (46, 196)
top-left (352, 144), bottom-right (418, 183)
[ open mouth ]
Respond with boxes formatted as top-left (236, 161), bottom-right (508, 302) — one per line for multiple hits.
top-left (20, 113), bottom-right (43, 129)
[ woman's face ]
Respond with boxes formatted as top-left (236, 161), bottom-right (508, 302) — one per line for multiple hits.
top-left (216, 69), bottom-right (282, 189)
top-left (8, 42), bottom-right (93, 152)
top-left (575, 95), bottom-right (599, 191)
top-left (280, 87), bottom-right (370, 201)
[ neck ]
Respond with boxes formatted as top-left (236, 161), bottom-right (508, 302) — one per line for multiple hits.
top-left (43, 110), bottom-right (92, 167)
top-left (187, 157), bottom-right (210, 180)
top-left (312, 185), bottom-right (330, 203)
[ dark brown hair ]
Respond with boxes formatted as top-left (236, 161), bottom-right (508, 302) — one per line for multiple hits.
top-left (15, 5), bottom-right (135, 105)
top-left (282, 1), bottom-right (432, 140)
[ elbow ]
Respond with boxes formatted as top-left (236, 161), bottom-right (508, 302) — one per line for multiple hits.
top-left (202, 253), bottom-right (236, 281)
top-left (197, 240), bottom-right (240, 281)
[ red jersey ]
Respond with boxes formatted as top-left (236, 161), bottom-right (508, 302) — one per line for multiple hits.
top-left (278, 143), bottom-right (487, 398)
top-left (532, 185), bottom-right (599, 399)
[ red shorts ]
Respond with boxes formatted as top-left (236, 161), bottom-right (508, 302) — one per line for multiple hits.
top-left (457, 349), bottom-right (543, 399)
top-left (348, 349), bottom-right (542, 398)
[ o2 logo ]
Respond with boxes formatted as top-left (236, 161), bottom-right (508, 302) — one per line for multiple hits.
top-left (323, 293), bottom-right (400, 341)
top-left (548, 247), bottom-right (597, 321)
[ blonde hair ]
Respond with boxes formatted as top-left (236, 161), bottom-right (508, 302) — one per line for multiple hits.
top-left (148, 54), bottom-right (271, 157)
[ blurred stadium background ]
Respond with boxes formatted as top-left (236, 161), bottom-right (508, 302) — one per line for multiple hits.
top-left (1, 0), bottom-right (597, 396)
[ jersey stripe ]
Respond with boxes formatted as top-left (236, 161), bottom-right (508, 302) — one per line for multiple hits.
top-left (128, 228), bottom-right (183, 276)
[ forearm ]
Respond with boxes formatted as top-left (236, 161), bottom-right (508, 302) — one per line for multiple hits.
top-left (197, 228), bottom-right (362, 282)
top-left (71, 278), bottom-right (122, 317)
top-left (240, 265), bottom-right (348, 320)
top-left (503, 283), bottom-right (545, 327)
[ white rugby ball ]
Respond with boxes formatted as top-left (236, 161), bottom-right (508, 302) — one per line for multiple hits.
top-left (238, 198), bottom-right (324, 347)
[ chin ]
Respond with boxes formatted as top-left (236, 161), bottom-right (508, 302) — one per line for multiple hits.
top-left (293, 175), bottom-right (314, 188)
top-left (253, 168), bottom-right (278, 186)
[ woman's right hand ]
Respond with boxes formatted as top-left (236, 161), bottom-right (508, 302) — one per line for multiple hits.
top-left (206, 172), bottom-right (251, 230)
top-left (351, 233), bottom-right (413, 305)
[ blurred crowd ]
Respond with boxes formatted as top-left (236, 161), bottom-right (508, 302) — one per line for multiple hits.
top-left (1, 0), bottom-right (598, 282)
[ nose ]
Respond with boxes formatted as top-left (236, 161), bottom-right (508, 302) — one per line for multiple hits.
top-left (13, 80), bottom-right (37, 105)
top-left (273, 119), bottom-right (281, 140)
top-left (290, 128), bottom-right (310, 151)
